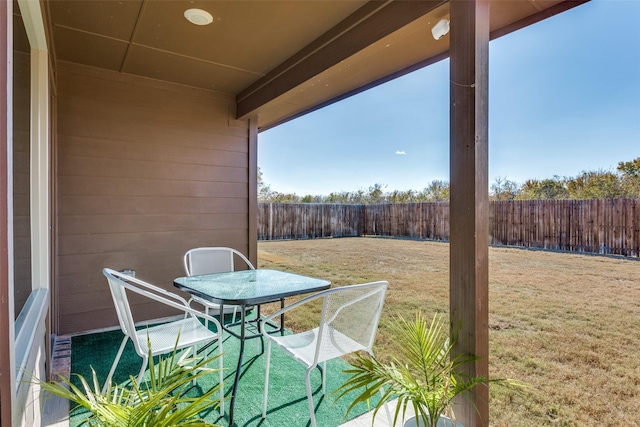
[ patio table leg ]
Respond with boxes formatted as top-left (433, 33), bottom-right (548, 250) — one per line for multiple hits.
top-left (228, 304), bottom-right (246, 426)
top-left (280, 298), bottom-right (285, 336)
top-left (256, 304), bottom-right (264, 354)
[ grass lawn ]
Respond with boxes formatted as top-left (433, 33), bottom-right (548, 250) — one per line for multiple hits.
top-left (257, 237), bottom-right (640, 427)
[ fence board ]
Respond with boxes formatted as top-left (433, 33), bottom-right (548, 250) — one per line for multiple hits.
top-left (257, 200), bottom-right (640, 257)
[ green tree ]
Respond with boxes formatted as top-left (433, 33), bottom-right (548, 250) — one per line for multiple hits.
top-left (258, 157), bottom-right (640, 204)
top-left (366, 183), bottom-right (386, 204)
top-left (325, 191), bottom-right (351, 204)
top-left (420, 180), bottom-right (450, 202)
top-left (387, 189), bottom-right (416, 203)
top-left (258, 167), bottom-right (272, 202)
top-left (517, 176), bottom-right (568, 200)
top-left (268, 191), bottom-right (300, 203)
top-left (300, 194), bottom-right (321, 203)
top-left (617, 157), bottom-right (640, 178)
top-left (566, 169), bottom-right (624, 199)
top-left (490, 177), bottom-right (519, 201)
top-left (617, 157), bottom-right (640, 198)
top-left (349, 188), bottom-right (367, 204)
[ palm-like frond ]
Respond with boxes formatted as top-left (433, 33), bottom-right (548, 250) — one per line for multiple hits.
top-left (334, 313), bottom-right (489, 427)
top-left (37, 340), bottom-right (223, 427)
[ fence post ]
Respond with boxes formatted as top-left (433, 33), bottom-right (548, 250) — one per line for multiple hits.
top-left (268, 203), bottom-right (272, 240)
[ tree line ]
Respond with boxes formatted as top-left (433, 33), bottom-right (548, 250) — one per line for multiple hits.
top-left (258, 157), bottom-right (640, 203)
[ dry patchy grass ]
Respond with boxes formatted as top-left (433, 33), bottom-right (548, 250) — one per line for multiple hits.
top-left (257, 237), bottom-right (640, 427)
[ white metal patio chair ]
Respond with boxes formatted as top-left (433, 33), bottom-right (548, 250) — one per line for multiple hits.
top-left (183, 247), bottom-right (255, 326)
top-left (102, 268), bottom-right (224, 414)
top-left (260, 281), bottom-right (389, 427)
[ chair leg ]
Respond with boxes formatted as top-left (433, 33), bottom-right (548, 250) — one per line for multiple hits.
top-left (258, 336), bottom-right (264, 355)
top-left (218, 336), bottom-right (224, 416)
top-left (380, 387), bottom-right (393, 426)
top-left (262, 340), bottom-right (272, 419)
top-left (231, 306), bottom-right (238, 324)
top-left (204, 306), bottom-right (209, 328)
top-left (321, 361), bottom-right (327, 395)
top-left (256, 326), bottom-right (262, 353)
top-left (136, 355), bottom-right (149, 387)
top-left (305, 366), bottom-right (317, 427)
top-left (102, 336), bottom-right (128, 393)
top-left (254, 305), bottom-right (262, 353)
top-left (186, 297), bottom-right (194, 319)
top-left (191, 345), bottom-right (198, 386)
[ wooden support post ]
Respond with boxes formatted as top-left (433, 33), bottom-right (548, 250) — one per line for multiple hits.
top-left (449, 0), bottom-right (490, 426)
top-left (248, 117), bottom-right (258, 267)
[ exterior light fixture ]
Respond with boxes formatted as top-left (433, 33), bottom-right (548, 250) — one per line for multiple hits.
top-left (184, 8), bottom-right (213, 26)
top-left (431, 18), bottom-right (450, 40)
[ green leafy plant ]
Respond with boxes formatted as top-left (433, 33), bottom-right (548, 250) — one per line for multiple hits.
top-left (37, 340), bottom-right (223, 427)
top-left (334, 312), bottom-right (496, 427)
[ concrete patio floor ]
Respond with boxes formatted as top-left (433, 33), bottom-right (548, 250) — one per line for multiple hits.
top-left (339, 400), bottom-right (402, 427)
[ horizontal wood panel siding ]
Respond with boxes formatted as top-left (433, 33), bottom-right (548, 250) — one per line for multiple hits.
top-left (258, 200), bottom-right (640, 257)
top-left (59, 195), bottom-right (248, 216)
top-left (58, 136), bottom-right (248, 167)
top-left (13, 51), bottom-right (31, 317)
top-left (56, 63), bottom-right (250, 334)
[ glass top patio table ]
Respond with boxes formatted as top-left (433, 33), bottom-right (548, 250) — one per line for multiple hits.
top-left (173, 269), bottom-right (330, 426)
top-left (173, 269), bottom-right (331, 306)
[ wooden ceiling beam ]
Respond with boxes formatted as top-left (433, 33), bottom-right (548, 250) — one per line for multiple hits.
top-left (255, 0), bottom-right (590, 131)
top-left (236, 0), bottom-right (446, 119)
top-left (491, 0), bottom-right (589, 40)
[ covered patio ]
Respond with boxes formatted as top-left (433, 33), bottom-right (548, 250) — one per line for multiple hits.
top-left (1, 1), bottom-right (590, 426)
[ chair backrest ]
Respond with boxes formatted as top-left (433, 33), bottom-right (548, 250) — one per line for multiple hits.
top-left (319, 281), bottom-right (388, 357)
top-left (183, 247), bottom-right (254, 276)
top-left (102, 268), bottom-right (193, 356)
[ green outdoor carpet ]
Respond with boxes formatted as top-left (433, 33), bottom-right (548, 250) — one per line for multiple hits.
top-left (70, 320), bottom-right (380, 427)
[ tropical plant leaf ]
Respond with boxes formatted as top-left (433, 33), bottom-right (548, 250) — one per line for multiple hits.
top-left (35, 336), bottom-right (224, 427)
top-left (333, 312), bottom-right (511, 427)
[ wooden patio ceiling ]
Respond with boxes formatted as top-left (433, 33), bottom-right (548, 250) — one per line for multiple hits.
top-left (45, 0), bottom-right (587, 131)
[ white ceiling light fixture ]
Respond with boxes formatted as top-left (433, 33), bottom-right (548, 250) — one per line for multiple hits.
top-left (431, 18), bottom-right (450, 40)
top-left (184, 8), bottom-right (213, 26)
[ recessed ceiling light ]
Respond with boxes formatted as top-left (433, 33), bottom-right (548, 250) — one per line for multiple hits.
top-left (184, 8), bottom-right (213, 26)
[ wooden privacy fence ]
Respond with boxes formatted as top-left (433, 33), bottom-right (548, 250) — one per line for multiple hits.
top-left (257, 203), bottom-right (364, 240)
top-left (257, 199), bottom-right (640, 257)
top-left (490, 199), bottom-right (640, 256)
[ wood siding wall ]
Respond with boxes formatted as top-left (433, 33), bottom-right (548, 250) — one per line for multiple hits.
top-left (13, 51), bottom-right (32, 317)
top-left (56, 62), bottom-right (251, 334)
top-left (258, 200), bottom-right (640, 257)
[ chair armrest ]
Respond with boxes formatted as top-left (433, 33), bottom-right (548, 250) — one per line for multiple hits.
top-left (120, 273), bottom-right (192, 306)
top-left (121, 281), bottom-right (223, 332)
top-left (234, 251), bottom-right (255, 270)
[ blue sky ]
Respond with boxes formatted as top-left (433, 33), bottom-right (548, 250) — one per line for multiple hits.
top-left (258, 0), bottom-right (640, 196)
